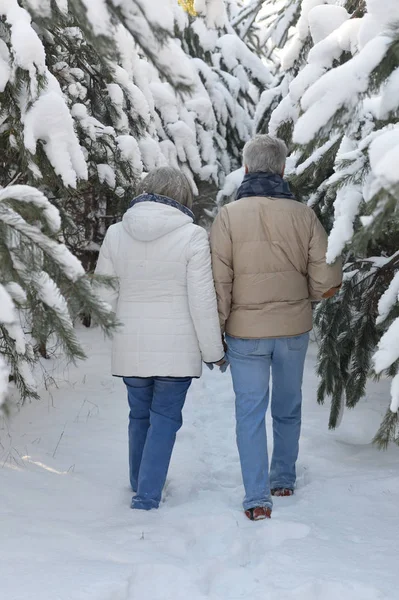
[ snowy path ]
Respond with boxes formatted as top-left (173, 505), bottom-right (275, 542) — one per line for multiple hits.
top-left (1, 329), bottom-right (398, 600)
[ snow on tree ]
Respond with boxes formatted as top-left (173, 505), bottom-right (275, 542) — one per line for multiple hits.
top-left (176, 1), bottom-right (273, 179)
top-left (1, 0), bottom-right (273, 256)
top-left (0, 1), bottom-right (147, 273)
top-left (22, 0), bottom-right (272, 193)
top-left (217, 0), bottom-right (304, 205)
top-left (0, 0), bottom-right (274, 408)
top-left (0, 184), bottom-right (117, 409)
top-left (233, 0), bottom-right (301, 64)
top-left (252, 0), bottom-right (399, 446)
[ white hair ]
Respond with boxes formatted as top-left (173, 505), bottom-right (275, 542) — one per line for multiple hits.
top-left (243, 135), bottom-right (287, 174)
top-left (137, 167), bottom-right (193, 209)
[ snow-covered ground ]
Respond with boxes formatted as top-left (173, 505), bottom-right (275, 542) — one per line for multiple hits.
top-left (1, 328), bottom-right (398, 600)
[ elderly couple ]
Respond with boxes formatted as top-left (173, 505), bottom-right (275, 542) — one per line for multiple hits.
top-left (96, 135), bottom-right (342, 521)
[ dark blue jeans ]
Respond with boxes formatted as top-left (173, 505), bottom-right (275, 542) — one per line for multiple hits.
top-left (123, 376), bottom-right (192, 510)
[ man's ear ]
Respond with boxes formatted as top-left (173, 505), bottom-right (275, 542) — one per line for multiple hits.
top-left (244, 165), bottom-right (249, 174)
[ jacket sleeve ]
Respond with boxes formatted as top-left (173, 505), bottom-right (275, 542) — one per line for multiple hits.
top-left (187, 227), bottom-right (225, 364)
top-left (94, 229), bottom-right (119, 313)
top-left (210, 207), bottom-right (233, 333)
top-left (308, 213), bottom-right (343, 301)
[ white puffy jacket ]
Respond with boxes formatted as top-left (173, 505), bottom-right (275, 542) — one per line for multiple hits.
top-left (95, 199), bottom-right (224, 378)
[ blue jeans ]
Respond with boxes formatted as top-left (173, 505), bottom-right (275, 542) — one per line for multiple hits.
top-left (226, 333), bottom-right (309, 511)
top-left (123, 376), bottom-right (192, 510)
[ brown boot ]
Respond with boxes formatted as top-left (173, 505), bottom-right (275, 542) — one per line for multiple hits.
top-left (245, 506), bottom-right (272, 521)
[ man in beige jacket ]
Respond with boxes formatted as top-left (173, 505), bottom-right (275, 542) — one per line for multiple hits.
top-left (210, 135), bottom-right (342, 521)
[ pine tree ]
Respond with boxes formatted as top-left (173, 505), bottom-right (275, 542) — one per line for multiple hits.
top-left (259, 0), bottom-right (399, 446)
top-left (0, 184), bottom-right (117, 409)
top-left (176, 1), bottom-right (273, 181)
top-left (233, 0), bottom-right (301, 63)
top-left (216, 0), bottom-right (304, 206)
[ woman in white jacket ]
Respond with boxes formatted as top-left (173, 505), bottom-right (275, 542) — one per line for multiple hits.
top-left (95, 167), bottom-right (225, 511)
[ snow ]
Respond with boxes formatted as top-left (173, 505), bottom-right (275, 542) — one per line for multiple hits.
top-left (80, 0), bottom-right (112, 37)
top-left (138, 136), bottom-right (168, 171)
top-left (194, 0), bottom-right (228, 29)
top-left (373, 318), bottom-right (399, 375)
top-left (49, 243), bottom-right (86, 282)
top-left (113, 65), bottom-right (152, 126)
top-left (97, 164), bottom-right (116, 189)
top-left (33, 272), bottom-right (73, 328)
top-left (23, 76), bottom-right (88, 188)
top-left (306, 18), bottom-right (361, 70)
top-left (379, 68), bottom-right (399, 120)
top-left (307, 5), bottom-right (349, 45)
top-left (0, 283), bottom-right (16, 325)
top-left (377, 271), bottom-right (399, 324)
top-left (363, 0), bottom-right (399, 41)
top-left (293, 35), bottom-right (391, 145)
top-left (216, 167), bottom-right (244, 206)
top-left (4, 282), bottom-right (27, 305)
top-left (0, 184), bottom-right (61, 232)
top-left (0, 201), bottom-right (85, 281)
top-left (389, 374), bottom-right (399, 414)
top-left (136, 0), bottom-right (175, 32)
top-left (0, 355), bottom-right (8, 408)
top-left (282, 0), bottom-right (336, 70)
top-left (0, 39), bottom-right (11, 92)
top-left (326, 185), bottom-right (363, 264)
top-left (0, 284), bottom-right (26, 356)
top-left (117, 135), bottom-right (143, 174)
top-left (368, 127), bottom-right (399, 189)
top-left (71, 103), bottom-right (111, 142)
top-left (192, 19), bottom-right (219, 52)
top-left (55, 0), bottom-right (68, 15)
top-left (107, 83), bottom-right (130, 133)
top-left (259, 0), bottom-right (300, 51)
top-left (216, 34), bottom-right (273, 87)
top-left (2, 0), bottom-right (46, 95)
top-left (296, 136), bottom-right (340, 177)
top-left (1, 328), bottom-right (398, 599)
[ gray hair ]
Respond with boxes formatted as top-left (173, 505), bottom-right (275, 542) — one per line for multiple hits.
top-left (243, 134), bottom-right (287, 174)
top-left (137, 167), bottom-right (193, 209)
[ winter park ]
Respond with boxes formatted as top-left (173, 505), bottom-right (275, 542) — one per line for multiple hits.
top-left (1, 0), bottom-right (399, 599)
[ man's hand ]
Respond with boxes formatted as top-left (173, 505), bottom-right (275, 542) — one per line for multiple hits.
top-left (322, 285), bottom-right (341, 299)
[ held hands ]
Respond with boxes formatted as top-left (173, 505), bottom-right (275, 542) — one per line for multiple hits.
top-left (215, 356), bottom-right (230, 373)
top-left (205, 356), bottom-right (229, 372)
top-left (214, 358), bottom-right (226, 367)
top-left (205, 337), bottom-right (229, 372)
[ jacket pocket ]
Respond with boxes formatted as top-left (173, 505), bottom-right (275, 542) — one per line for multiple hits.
top-left (226, 335), bottom-right (259, 355)
top-left (287, 333), bottom-right (309, 351)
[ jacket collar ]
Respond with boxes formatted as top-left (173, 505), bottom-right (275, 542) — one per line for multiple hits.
top-left (129, 193), bottom-right (195, 221)
top-left (236, 172), bottom-right (295, 201)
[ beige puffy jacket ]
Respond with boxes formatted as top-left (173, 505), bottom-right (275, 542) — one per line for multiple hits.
top-left (210, 195), bottom-right (342, 339)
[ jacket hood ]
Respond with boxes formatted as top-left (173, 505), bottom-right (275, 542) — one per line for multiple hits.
top-left (122, 194), bottom-right (194, 242)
